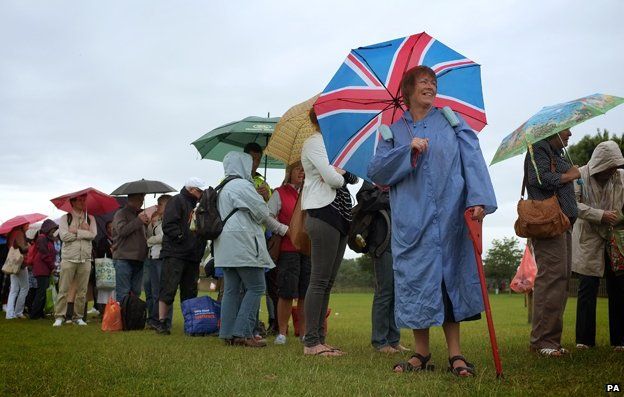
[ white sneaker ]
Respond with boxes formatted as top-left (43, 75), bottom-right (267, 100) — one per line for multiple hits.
top-left (74, 319), bottom-right (87, 326)
top-left (274, 334), bottom-right (287, 345)
top-left (65, 319), bottom-right (73, 324)
top-left (53, 319), bottom-right (63, 327)
top-left (87, 308), bottom-right (99, 315)
top-left (2, 304), bottom-right (7, 312)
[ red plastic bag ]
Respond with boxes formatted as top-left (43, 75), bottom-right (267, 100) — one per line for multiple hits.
top-left (101, 297), bottom-right (123, 332)
top-left (510, 245), bottom-right (537, 293)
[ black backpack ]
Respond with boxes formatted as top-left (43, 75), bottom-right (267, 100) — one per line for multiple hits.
top-left (347, 183), bottom-right (391, 257)
top-left (195, 175), bottom-right (242, 240)
top-left (120, 293), bottom-right (146, 331)
top-left (347, 203), bottom-right (374, 254)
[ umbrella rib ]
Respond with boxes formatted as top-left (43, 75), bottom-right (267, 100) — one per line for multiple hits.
top-left (351, 48), bottom-right (396, 101)
top-left (436, 63), bottom-right (479, 79)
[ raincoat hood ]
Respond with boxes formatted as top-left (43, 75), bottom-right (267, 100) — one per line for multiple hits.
top-left (588, 141), bottom-right (624, 176)
top-left (223, 151), bottom-right (253, 182)
top-left (40, 219), bottom-right (58, 234)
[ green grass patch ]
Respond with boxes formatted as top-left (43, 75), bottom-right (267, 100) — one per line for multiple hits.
top-left (0, 294), bottom-right (622, 396)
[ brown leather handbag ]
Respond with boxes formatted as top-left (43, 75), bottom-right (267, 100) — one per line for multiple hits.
top-left (267, 234), bottom-right (282, 263)
top-left (289, 192), bottom-right (311, 256)
top-left (514, 158), bottom-right (571, 239)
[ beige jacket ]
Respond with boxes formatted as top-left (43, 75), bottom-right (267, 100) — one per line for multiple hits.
top-left (58, 210), bottom-right (97, 263)
top-left (572, 141), bottom-right (624, 277)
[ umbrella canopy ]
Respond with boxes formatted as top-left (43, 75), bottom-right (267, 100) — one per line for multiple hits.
top-left (110, 179), bottom-right (176, 196)
top-left (0, 213), bottom-right (47, 235)
top-left (313, 32), bottom-right (487, 179)
top-left (265, 95), bottom-right (319, 165)
top-left (51, 187), bottom-right (119, 216)
top-left (490, 93), bottom-right (624, 165)
top-left (143, 205), bottom-right (157, 219)
top-left (192, 116), bottom-right (285, 169)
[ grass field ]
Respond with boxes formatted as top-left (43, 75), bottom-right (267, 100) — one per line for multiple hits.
top-left (0, 293), bottom-right (622, 396)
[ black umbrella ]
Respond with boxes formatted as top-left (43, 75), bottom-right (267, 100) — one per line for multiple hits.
top-left (110, 179), bottom-right (176, 196)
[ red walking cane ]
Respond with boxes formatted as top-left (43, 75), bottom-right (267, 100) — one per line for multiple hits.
top-left (464, 208), bottom-right (504, 379)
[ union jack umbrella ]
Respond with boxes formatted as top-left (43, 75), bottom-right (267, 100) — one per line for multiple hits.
top-left (313, 32), bottom-right (487, 180)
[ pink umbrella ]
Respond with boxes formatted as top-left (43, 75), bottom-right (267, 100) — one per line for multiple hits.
top-left (0, 213), bottom-right (48, 235)
top-left (143, 205), bottom-right (158, 219)
top-left (51, 187), bottom-right (119, 216)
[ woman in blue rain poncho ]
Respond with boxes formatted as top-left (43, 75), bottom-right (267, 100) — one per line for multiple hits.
top-left (368, 66), bottom-right (497, 377)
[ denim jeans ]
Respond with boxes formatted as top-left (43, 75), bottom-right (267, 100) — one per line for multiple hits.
top-left (219, 267), bottom-right (266, 339)
top-left (6, 267), bottom-right (29, 318)
top-left (148, 258), bottom-right (172, 323)
top-left (114, 259), bottom-right (144, 303)
top-left (371, 249), bottom-right (400, 349)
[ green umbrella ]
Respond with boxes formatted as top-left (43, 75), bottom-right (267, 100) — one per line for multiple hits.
top-left (491, 93), bottom-right (624, 166)
top-left (192, 116), bottom-right (285, 169)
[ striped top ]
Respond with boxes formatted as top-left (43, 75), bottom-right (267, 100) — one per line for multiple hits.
top-left (525, 140), bottom-right (578, 222)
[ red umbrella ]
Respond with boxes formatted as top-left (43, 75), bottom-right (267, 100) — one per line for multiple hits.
top-left (51, 187), bottom-right (120, 216)
top-left (0, 213), bottom-right (48, 235)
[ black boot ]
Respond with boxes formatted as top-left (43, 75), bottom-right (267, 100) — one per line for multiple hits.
top-left (155, 319), bottom-right (171, 335)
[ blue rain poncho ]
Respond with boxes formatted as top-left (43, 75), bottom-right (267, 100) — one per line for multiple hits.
top-left (368, 108), bottom-right (497, 329)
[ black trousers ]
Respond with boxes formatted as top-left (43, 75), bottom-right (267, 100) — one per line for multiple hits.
top-left (30, 276), bottom-right (49, 319)
top-left (159, 257), bottom-right (199, 306)
top-left (576, 254), bottom-right (624, 346)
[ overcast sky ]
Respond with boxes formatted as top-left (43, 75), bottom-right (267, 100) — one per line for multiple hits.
top-left (1, 0), bottom-right (623, 257)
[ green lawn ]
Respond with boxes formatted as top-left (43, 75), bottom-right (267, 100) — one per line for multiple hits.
top-left (0, 293), bottom-right (622, 396)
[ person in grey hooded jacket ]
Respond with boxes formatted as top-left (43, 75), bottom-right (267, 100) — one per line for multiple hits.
top-left (572, 140), bottom-right (624, 351)
top-left (214, 151), bottom-right (274, 347)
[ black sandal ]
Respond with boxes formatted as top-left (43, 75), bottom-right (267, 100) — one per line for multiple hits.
top-left (393, 353), bottom-right (435, 373)
top-left (447, 355), bottom-right (476, 377)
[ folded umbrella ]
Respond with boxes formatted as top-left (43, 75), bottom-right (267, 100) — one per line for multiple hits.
top-left (51, 188), bottom-right (119, 216)
top-left (110, 179), bottom-right (176, 196)
top-left (265, 95), bottom-right (319, 165)
top-left (0, 213), bottom-right (48, 235)
top-left (464, 208), bottom-right (504, 379)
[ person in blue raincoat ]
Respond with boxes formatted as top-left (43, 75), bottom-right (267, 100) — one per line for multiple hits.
top-left (368, 66), bottom-right (497, 377)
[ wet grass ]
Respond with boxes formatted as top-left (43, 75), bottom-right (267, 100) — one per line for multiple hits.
top-left (0, 293), bottom-right (622, 396)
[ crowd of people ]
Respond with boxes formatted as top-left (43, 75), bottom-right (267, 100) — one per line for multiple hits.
top-left (1, 65), bottom-right (623, 377)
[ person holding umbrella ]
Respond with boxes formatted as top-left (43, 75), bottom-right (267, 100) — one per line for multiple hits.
top-left (4, 224), bottom-right (31, 319)
top-left (53, 195), bottom-right (97, 327)
top-left (524, 129), bottom-right (579, 356)
top-left (111, 193), bottom-right (149, 303)
top-left (368, 66), bottom-right (497, 376)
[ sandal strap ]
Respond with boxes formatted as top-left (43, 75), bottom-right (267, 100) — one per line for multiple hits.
top-left (411, 352), bottom-right (432, 368)
top-left (448, 355), bottom-right (473, 368)
top-left (538, 348), bottom-right (560, 356)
